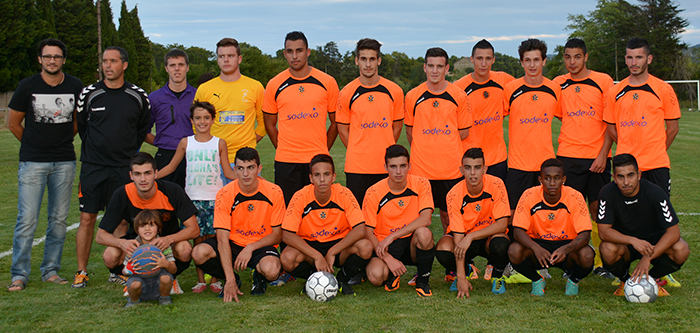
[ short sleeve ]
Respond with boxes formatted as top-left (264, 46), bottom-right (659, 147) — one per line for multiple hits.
top-left (339, 187), bottom-right (364, 227)
top-left (392, 84), bottom-right (405, 121)
top-left (262, 79), bottom-right (279, 114)
top-left (281, 190), bottom-right (304, 233)
top-left (336, 86), bottom-right (351, 124)
top-left (491, 178), bottom-right (511, 220)
top-left (446, 187), bottom-right (464, 234)
top-left (361, 186), bottom-right (379, 229)
top-left (269, 184), bottom-right (286, 227)
top-left (603, 85), bottom-right (617, 124)
top-left (99, 187), bottom-right (128, 233)
top-left (457, 92), bottom-right (472, 130)
top-left (213, 185), bottom-right (234, 230)
top-left (662, 83), bottom-right (681, 120)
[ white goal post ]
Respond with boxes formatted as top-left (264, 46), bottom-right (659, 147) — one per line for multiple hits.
top-left (666, 80), bottom-right (699, 112)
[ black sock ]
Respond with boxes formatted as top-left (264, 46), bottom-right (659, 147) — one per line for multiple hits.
top-left (415, 247), bottom-right (435, 285)
top-left (253, 269), bottom-right (271, 283)
top-left (649, 254), bottom-right (683, 279)
top-left (604, 258), bottom-right (631, 282)
top-left (568, 262), bottom-right (593, 283)
top-left (511, 258), bottom-right (542, 282)
top-left (488, 237), bottom-right (510, 278)
top-left (197, 258), bottom-right (225, 280)
top-left (435, 250), bottom-right (456, 272)
top-left (338, 254), bottom-right (370, 283)
top-left (289, 261), bottom-right (314, 280)
top-left (109, 264), bottom-right (125, 275)
top-left (174, 259), bottom-right (191, 278)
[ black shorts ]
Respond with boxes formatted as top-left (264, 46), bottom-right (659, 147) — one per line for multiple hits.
top-left (429, 178), bottom-right (463, 211)
top-left (506, 169), bottom-right (540, 210)
top-left (306, 239), bottom-right (343, 268)
top-left (486, 160), bottom-right (508, 183)
top-left (371, 236), bottom-right (415, 265)
top-left (202, 237), bottom-right (279, 271)
top-left (346, 173), bottom-right (388, 208)
top-left (558, 156), bottom-right (611, 202)
top-left (641, 167), bottom-right (671, 197)
top-left (275, 161), bottom-right (311, 205)
top-left (531, 239), bottom-right (590, 270)
top-left (79, 162), bottom-right (131, 214)
top-left (155, 148), bottom-right (186, 189)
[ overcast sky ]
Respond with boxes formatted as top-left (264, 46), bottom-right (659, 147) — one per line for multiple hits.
top-left (119, 0), bottom-right (700, 59)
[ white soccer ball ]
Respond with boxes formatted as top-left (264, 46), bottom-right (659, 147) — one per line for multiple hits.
top-left (305, 271), bottom-right (338, 302)
top-left (623, 275), bottom-right (658, 303)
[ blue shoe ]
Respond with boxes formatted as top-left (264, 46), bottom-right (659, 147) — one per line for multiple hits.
top-left (270, 271), bottom-right (295, 286)
top-left (531, 278), bottom-right (546, 296)
top-left (491, 277), bottom-right (506, 295)
top-left (565, 278), bottom-right (579, 296)
top-left (449, 278), bottom-right (458, 292)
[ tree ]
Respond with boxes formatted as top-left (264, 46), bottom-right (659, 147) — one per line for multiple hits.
top-left (0, 0), bottom-right (42, 91)
top-left (54, 0), bottom-right (98, 85)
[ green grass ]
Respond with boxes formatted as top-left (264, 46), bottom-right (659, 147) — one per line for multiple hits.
top-left (1, 113), bottom-right (699, 332)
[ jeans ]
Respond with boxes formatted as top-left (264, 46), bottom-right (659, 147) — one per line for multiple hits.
top-left (11, 161), bottom-right (76, 284)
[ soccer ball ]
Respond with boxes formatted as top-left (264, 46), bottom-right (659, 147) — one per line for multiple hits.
top-left (130, 244), bottom-right (163, 278)
top-left (305, 271), bottom-right (338, 302)
top-left (623, 275), bottom-right (658, 303)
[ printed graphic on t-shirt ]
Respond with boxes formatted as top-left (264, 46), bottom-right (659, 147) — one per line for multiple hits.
top-left (218, 110), bottom-right (245, 125)
top-left (186, 148), bottom-right (221, 187)
top-left (32, 93), bottom-right (74, 124)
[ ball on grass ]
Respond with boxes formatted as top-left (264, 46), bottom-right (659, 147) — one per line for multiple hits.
top-left (305, 271), bottom-right (338, 302)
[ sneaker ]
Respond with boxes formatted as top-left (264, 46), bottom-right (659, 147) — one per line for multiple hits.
top-left (123, 286), bottom-right (129, 297)
top-left (491, 277), bottom-right (506, 295)
top-left (204, 274), bottom-right (212, 284)
top-left (483, 265), bottom-right (494, 280)
top-left (611, 277), bottom-right (621, 286)
top-left (449, 278), bottom-right (458, 292)
top-left (408, 274), bottom-right (418, 286)
top-left (565, 279), bottom-right (579, 296)
top-left (593, 267), bottom-right (615, 279)
top-left (251, 271), bottom-right (267, 296)
top-left (538, 268), bottom-right (551, 279)
top-left (270, 271), bottom-right (296, 286)
top-left (445, 271), bottom-right (456, 283)
top-left (531, 278), bottom-right (546, 296)
top-left (209, 281), bottom-right (223, 293)
top-left (503, 263), bottom-right (514, 277)
top-left (170, 278), bottom-right (183, 295)
top-left (660, 274), bottom-right (681, 287)
top-left (505, 273), bottom-right (532, 284)
top-left (415, 282), bottom-right (433, 297)
top-left (108, 273), bottom-right (127, 286)
top-left (339, 281), bottom-right (356, 296)
top-left (383, 274), bottom-right (400, 292)
top-left (348, 272), bottom-right (366, 286)
top-left (191, 282), bottom-right (207, 293)
top-left (159, 296), bottom-right (173, 305)
top-left (658, 286), bottom-right (670, 297)
top-left (124, 298), bottom-right (140, 308)
top-left (469, 264), bottom-right (480, 280)
top-left (613, 283), bottom-right (625, 296)
top-left (71, 270), bottom-right (89, 288)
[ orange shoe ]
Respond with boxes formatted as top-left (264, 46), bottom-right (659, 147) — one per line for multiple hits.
top-left (613, 283), bottom-right (625, 296)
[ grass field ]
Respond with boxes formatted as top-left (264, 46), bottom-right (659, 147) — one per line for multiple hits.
top-left (1, 113), bottom-right (699, 332)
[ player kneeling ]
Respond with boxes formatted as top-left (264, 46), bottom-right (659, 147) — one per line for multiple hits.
top-left (597, 154), bottom-right (689, 297)
top-left (192, 148), bottom-right (285, 303)
top-left (280, 154), bottom-right (373, 296)
top-left (508, 158), bottom-right (594, 296)
top-left (363, 145), bottom-right (435, 297)
top-left (436, 148), bottom-right (510, 298)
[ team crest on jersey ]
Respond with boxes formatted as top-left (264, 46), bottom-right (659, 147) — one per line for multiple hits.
top-left (547, 213), bottom-right (555, 221)
top-left (368, 95), bottom-right (374, 102)
top-left (319, 212), bottom-right (327, 219)
top-left (575, 86), bottom-right (581, 93)
top-left (483, 91), bottom-right (489, 99)
top-left (433, 101), bottom-right (440, 108)
top-left (161, 212), bottom-right (171, 222)
top-left (298, 86), bottom-right (305, 93)
top-left (247, 204), bottom-right (255, 212)
top-left (532, 94), bottom-right (538, 101)
top-left (398, 200), bottom-right (405, 207)
top-left (633, 93), bottom-right (639, 100)
top-left (475, 204), bottom-right (482, 212)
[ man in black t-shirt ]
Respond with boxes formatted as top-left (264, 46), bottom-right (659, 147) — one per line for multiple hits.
top-left (73, 46), bottom-right (151, 288)
top-left (597, 154), bottom-right (689, 296)
top-left (7, 39), bottom-right (84, 292)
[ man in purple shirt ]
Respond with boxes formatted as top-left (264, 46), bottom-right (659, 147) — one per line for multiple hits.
top-left (146, 49), bottom-right (196, 188)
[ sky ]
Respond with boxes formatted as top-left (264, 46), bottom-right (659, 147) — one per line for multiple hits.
top-left (117, 0), bottom-right (700, 59)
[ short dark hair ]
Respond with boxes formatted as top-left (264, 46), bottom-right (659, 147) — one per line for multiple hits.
top-left (471, 39), bottom-right (494, 57)
top-left (356, 38), bottom-right (381, 58)
top-left (612, 153), bottom-right (639, 173)
top-left (216, 38), bottom-right (241, 55)
top-left (190, 100), bottom-right (216, 119)
top-left (285, 31), bottom-right (308, 49)
top-left (425, 47), bottom-right (449, 64)
top-left (384, 144), bottom-right (410, 164)
top-left (309, 154), bottom-right (335, 174)
top-left (564, 38), bottom-right (587, 55)
top-left (38, 38), bottom-right (67, 58)
top-left (540, 158), bottom-right (564, 174)
top-left (130, 152), bottom-right (156, 171)
top-left (462, 147), bottom-right (485, 164)
top-left (105, 46), bottom-right (128, 63)
top-left (627, 37), bottom-right (651, 55)
top-left (518, 39), bottom-right (547, 61)
top-left (164, 49), bottom-right (189, 66)
top-left (134, 209), bottom-right (163, 234)
top-left (235, 147), bottom-right (260, 166)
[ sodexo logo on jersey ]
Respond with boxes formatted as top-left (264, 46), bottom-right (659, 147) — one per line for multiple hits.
top-left (620, 116), bottom-right (648, 127)
top-left (361, 117), bottom-right (389, 129)
top-left (287, 107), bottom-right (319, 121)
top-left (423, 124), bottom-right (452, 135)
top-left (567, 106), bottom-right (596, 117)
top-left (519, 113), bottom-right (549, 125)
top-left (474, 112), bottom-right (501, 126)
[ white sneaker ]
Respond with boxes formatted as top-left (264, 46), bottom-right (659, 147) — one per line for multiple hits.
top-left (170, 278), bottom-right (184, 295)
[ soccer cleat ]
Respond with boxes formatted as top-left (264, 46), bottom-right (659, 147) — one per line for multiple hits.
top-left (123, 286), bottom-right (129, 297)
top-left (531, 278), bottom-right (546, 296)
top-left (383, 274), bottom-right (400, 292)
top-left (593, 267), bottom-right (615, 279)
top-left (170, 278), bottom-right (183, 295)
top-left (613, 283), bottom-right (625, 296)
top-left (655, 278), bottom-right (668, 287)
top-left (123, 298), bottom-right (140, 308)
top-left (339, 281), bottom-right (356, 296)
top-left (445, 270), bottom-right (456, 283)
top-left (483, 265), bottom-right (494, 280)
top-left (251, 271), bottom-right (267, 296)
top-left (658, 286), bottom-right (670, 297)
top-left (660, 274), bottom-right (681, 287)
top-left (538, 268), bottom-right (551, 279)
top-left (565, 279), bottom-right (579, 296)
top-left (491, 277), bottom-right (506, 295)
top-left (209, 281), bottom-right (223, 293)
top-left (71, 270), bottom-right (89, 288)
top-left (191, 282), bottom-right (207, 293)
top-left (408, 274), bottom-right (418, 286)
top-left (415, 282), bottom-right (433, 297)
top-left (449, 278), bottom-right (458, 292)
top-left (159, 296), bottom-right (173, 305)
top-left (611, 277), bottom-right (621, 286)
top-left (270, 271), bottom-right (296, 286)
top-left (348, 272), bottom-right (367, 286)
top-left (108, 273), bottom-right (128, 286)
top-left (469, 264), bottom-right (480, 280)
top-left (505, 272), bottom-right (532, 284)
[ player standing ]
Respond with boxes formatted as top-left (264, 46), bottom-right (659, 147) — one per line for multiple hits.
top-left (263, 31), bottom-right (339, 204)
top-left (337, 38), bottom-right (404, 205)
top-left (453, 40), bottom-right (514, 181)
top-left (553, 38), bottom-right (615, 279)
top-left (404, 47), bottom-right (471, 234)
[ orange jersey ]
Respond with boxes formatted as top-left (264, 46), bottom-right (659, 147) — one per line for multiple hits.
top-left (282, 183), bottom-right (364, 242)
top-left (213, 178), bottom-right (285, 247)
top-left (404, 82), bottom-right (472, 179)
top-left (263, 67), bottom-right (339, 163)
top-left (553, 71), bottom-right (614, 159)
top-left (453, 72), bottom-right (515, 165)
top-left (603, 75), bottom-right (681, 171)
top-left (337, 77), bottom-right (404, 174)
top-left (503, 78), bottom-right (560, 172)
top-left (513, 185), bottom-right (591, 240)
top-left (362, 175), bottom-right (433, 242)
top-left (446, 175), bottom-right (510, 234)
